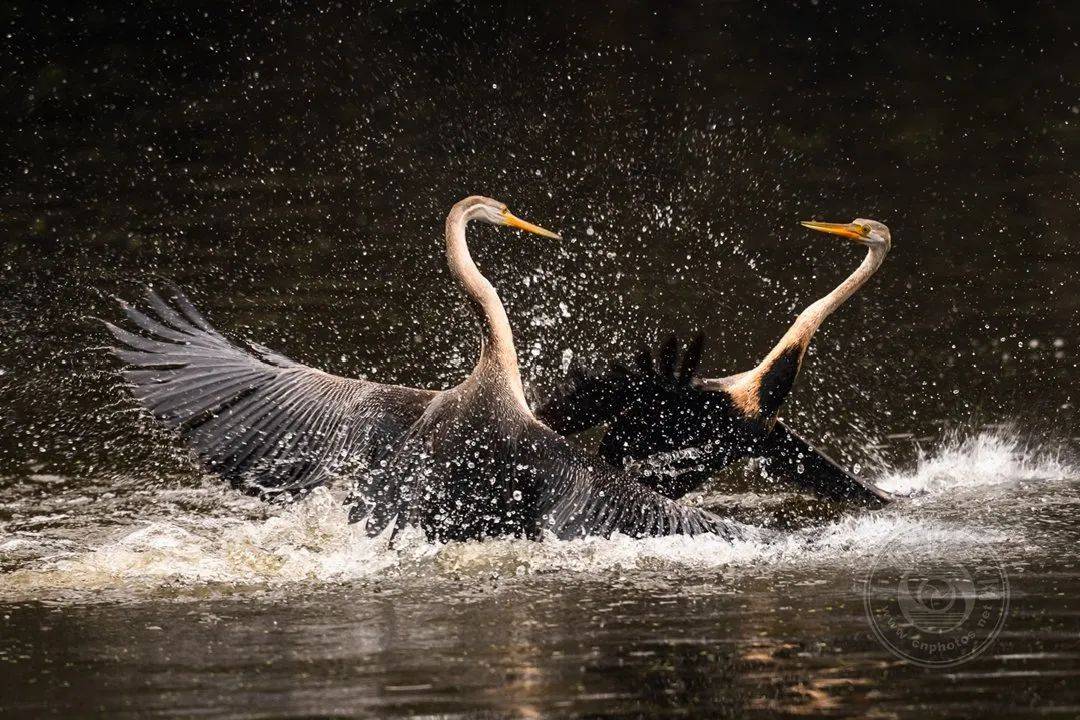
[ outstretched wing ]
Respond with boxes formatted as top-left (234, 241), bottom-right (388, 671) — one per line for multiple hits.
top-left (104, 284), bottom-right (437, 497)
top-left (522, 421), bottom-right (748, 541)
top-left (539, 336), bottom-right (890, 506)
top-left (759, 420), bottom-right (893, 507)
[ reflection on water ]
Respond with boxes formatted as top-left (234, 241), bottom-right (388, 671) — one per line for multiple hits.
top-left (2, 1), bottom-right (1079, 717)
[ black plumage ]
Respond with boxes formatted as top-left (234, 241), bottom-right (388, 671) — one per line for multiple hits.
top-left (534, 336), bottom-right (891, 506)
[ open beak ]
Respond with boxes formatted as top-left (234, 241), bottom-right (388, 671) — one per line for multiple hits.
top-left (502, 210), bottom-right (562, 240)
top-left (800, 220), bottom-right (868, 243)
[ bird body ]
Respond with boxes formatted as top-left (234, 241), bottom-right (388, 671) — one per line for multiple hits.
top-left (105, 196), bottom-right (746, 543)
top-left (355, 360), bottom-right (534, 540)
top-left (599, 369), bottom-right (767, 499)
top-left (537, 219), bottom-right (895, 506)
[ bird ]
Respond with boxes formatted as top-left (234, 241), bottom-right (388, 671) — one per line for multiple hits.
top-left (104, 196), bottom-right (747, 543)
top-left (535, 219), bottom-right (894, 506)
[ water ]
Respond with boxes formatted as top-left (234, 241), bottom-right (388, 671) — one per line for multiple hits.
top-left (2, 432), bottom-right (1078, 717)
top-left (2, 2), bottom-right (1079, 718)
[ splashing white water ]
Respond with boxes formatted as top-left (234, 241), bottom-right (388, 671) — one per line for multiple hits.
top-left (0, 429), bottom-right (1072, 598)
top-left (876, 428), bottom-right (1072, 496)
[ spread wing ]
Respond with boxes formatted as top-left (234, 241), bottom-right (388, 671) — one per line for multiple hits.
top-left (103, 284), bottom-right (437, 497)
top-left (759, 420), bottom-right (893, 506)
top-left (523, 420), bottom-right (747, 541)
top-left (538, 335), bottom-right (889, 506)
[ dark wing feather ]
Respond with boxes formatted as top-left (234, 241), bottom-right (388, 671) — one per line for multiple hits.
top-left (759, 420), bottom-right (893, 507)
top-left (104, 284), bottom-right (437, 497)
top-left (532, 359), bottom-right (639, 435)
top-left (533, 334), bottom-right (698, 436)
top-left (522, 421), bottom-right (748, 541)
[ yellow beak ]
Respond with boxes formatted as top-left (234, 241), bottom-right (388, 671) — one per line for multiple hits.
top-left (800, 220), bottom-right (868, 242)
top-left (502, 209), bottom-right (562, 240)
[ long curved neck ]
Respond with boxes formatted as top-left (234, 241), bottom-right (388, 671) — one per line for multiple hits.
top-left (445, 205), bottom-right (527, 408)
top-left (762, 242), bottom-right (887, 369)
top-left (712, 243), bottom-right (887, 419)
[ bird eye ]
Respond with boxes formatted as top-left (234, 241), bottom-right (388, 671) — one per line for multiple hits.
top-left (860, 224), bottom-right (871, 234)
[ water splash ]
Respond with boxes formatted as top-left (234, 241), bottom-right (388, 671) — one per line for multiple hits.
top-left (0, 429), bottom-right (1071, 600)
top-left (876, 428), bottom-right (1073, 496)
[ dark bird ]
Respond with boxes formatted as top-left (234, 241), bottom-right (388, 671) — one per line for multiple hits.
top-left (535, 219), bottom-right (894, 506)
top-left (104, 197), bottom-right (746, 543)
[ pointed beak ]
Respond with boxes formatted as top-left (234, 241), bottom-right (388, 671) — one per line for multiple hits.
top-left (800, 220), bottom-right (868, 243)
top-left (501, 209), bottom-right (562, 240)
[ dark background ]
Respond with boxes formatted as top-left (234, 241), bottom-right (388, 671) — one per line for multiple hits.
top-left (1, 0), bottom-right (1078, 481)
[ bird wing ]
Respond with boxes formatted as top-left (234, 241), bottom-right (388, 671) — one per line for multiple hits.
top-left (104, 284), bottom-right (438, 497)
top-left (538, 336), bottom-right (891, 506)
top-left (534, 334), bottom-right (704, 435)
top-left (759, 420), bottom-right (893, 507)
top-left (521, 420), bottom-right (746, 541)
top-left (536, 335), bottom-right (741, 497)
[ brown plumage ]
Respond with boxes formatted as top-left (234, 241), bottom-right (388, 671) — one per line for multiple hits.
top-left (105, 197), bottom-right (747, 542)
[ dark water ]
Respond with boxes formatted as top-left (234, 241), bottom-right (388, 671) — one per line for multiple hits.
top-left (2, 2), bottom-right (1079, 718)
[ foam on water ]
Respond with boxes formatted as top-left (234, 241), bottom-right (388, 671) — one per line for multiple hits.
top-left (0, 429), bottom-right (1072, 599)
top-left (876, 428), bottom-right (1073, 496)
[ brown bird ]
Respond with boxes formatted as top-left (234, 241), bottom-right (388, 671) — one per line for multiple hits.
top-left (105, 197), bottom-right (746, 542)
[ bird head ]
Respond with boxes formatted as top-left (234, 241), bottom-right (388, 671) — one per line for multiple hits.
top-left (800, 218), bottom-right (891, 251)
top-left (462, 196), bottom-right (562, 239)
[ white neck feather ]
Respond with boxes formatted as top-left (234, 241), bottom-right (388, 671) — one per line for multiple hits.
top-left (710, 242), bottom-right (888, 417)
top-left (445, 204), bottom-right (528, 410)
